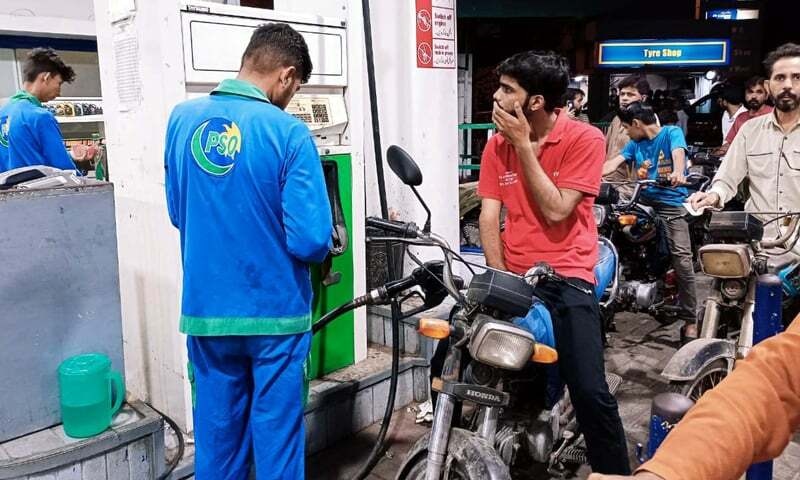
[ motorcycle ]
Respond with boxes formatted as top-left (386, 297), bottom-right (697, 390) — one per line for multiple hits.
top-left (594, 175), bottom-right (709, 324)
top-left (315, 145), bottom-right (621, 479)
top-left (661, 211), bottom-right (800, 401)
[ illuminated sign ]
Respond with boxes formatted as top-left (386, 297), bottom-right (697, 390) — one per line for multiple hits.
top-left (597, 39), bottom-right (730, 67)
top-left (706, 9), bottom-right (759, 20)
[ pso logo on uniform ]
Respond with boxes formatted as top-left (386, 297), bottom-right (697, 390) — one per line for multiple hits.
top-left (190, 117), bottom-right (242, 176)
top-left (0, 116), bottom-right (10, 148)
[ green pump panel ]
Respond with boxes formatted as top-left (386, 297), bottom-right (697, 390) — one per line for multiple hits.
top-left (309, 153), bottom-right (355, 379)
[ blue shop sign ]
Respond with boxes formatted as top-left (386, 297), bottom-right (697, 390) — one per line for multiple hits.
top-left (597, 39), bottom-right (730, 67)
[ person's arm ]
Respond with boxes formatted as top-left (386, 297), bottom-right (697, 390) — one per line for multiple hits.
top-left (492, 103), bottom-right (585, 225)
top-left (164, 111), bottom-right (180, 228)
top-left (602, 154), bottom-right (626, 176)
top-left (478, 198), bottom-right (506, 270)
top-left (589, 318), bottom-right (800, 480)
top-left (708, 127), bottom-right (749, 205)
top-left (281, 129), bottom-right (333, 264)
top-left (477, 137), bottom-right (506, 271)
top-left (36, 113), bottom-right (77, 171)
top-left (667, 127), bottom-right (688, 186)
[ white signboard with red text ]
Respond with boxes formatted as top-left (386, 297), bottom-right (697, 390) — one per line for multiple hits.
top-left (415, 0), bottom-right (455, 69)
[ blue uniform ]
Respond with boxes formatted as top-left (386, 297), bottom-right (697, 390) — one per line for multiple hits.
top-left (0, 90), bottom-right (76, 172)
top-left (164, 78), bottom-right (332, 480)
top-left (621, 125), bottom-right (688, 207)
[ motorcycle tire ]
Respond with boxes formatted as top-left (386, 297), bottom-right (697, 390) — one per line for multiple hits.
top-left (668, 359), bottom-right (730, 403)
top-left (395, 428), bottom-right (511, 480)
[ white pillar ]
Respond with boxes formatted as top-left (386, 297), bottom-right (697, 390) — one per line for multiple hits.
top-left (92, 0), bottom-right (193, 431)
top-left (364, 0), bottom-right (460, 256)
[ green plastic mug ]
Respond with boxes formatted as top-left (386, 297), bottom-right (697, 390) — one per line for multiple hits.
top-left (58, 353), bottom-right (124, 438)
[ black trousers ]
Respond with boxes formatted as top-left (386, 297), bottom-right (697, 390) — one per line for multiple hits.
top-left (430, 278), bottom-right (631, 475)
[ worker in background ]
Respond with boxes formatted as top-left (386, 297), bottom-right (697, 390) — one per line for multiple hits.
top-left (588, 316), bottom-right (800, 480)
top-left (164, 23), bottom-right (332, 480)
top-left (714, 76), bottom-right (773, 156)
top-left (717, 83), bottom-right (746, 141)
top-left (0, 48), bottom-right (77, 172)
top-left (603, 75), bottom-right (651, 198)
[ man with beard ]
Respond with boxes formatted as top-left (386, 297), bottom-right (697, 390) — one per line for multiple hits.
top-left (691, 43), bottom-right (800, 256)
top-left (477, 50), bottom-right (630, 475)
top-left (715, 76), bottom-right (773, 155)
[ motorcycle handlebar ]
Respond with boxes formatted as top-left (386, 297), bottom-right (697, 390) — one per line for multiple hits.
top-left (761, 216), bottom-right (800, 249)
top-left (366, 216), bottom-right (420, 238)
top-left (618, 173), bottom-right (709, 211)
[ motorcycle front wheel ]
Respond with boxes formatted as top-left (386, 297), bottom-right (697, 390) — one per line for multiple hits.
top-left (669, 359), bottom-right (730, 403)
top-left (395, 428), bottom-right (511, 480)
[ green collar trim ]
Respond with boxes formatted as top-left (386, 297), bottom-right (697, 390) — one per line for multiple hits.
top-left (10, 90), bottom-right (42, 107)
top-left (211, 78), bottom-right (270, 103)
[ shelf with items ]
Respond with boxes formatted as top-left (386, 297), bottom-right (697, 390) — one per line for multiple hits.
top-left (44, 97), bottom-right (104, 122)
top-left (56, 115), bottom-right (104, 124)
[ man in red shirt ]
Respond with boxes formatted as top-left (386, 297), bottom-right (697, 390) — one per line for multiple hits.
top-left (479, 50), bottom-right (630, 475)
top-left (715, 76), bottom-right (773, 155)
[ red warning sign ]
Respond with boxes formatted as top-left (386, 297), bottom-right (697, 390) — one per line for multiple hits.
top-left (416, 0), bottom-right (455, 69)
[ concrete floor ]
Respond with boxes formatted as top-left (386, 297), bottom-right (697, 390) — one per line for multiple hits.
top-left (308, 310), bottom-right (800, 480)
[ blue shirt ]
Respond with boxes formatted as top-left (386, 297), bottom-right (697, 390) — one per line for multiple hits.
top-left (0, 90), bottom-right (77, 173)
top-left (164, 78), bottom-right (333, 336)
top-left (621, 125), bottom-right (688, 207)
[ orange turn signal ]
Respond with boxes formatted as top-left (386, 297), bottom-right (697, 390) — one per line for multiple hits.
top-left (418, 318), bottom-right (451, 339)
top-left (531, 343), bottom-right (559, 364)
top-left (618, 214), bottom-right (637, 226)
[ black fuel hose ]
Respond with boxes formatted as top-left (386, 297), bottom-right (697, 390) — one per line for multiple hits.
top-left (354, 300), bottom-right (401, 480)
top-left (313, 294), bottom-right (371, 334)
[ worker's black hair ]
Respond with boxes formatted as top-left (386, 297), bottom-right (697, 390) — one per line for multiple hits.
top-left (720, 84), bottom-right (744, 105)
top-left (22, 48), bottom-right (75, 84)
top-left (495, 51), bottom-right (570, 112)
top-left (618, 101), bottom-right (658, 126)
top-left (744, 76), bottom-right (766, 91)
top-left (617, 75), bottom-right (650, 96)
top-left (241, 23), bottom-right (313, 83)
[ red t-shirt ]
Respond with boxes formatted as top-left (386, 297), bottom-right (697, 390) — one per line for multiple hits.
top-left (478, 110), bottom-right (605, 283)
top-left (724, 104), bottom-right (773, 144)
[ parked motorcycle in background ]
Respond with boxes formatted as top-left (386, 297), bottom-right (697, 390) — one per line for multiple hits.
top-left (662, 211), bottom-right (800, 401)
top-left (594, 175), bottom-right (709, 326)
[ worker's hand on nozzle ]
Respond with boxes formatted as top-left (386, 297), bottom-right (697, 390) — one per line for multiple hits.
top-left (587, 472), bottom-right (665, 480)
top-left (688, 191), bottom-right (720, 210)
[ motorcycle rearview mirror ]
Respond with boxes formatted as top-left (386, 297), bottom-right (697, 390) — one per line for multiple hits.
top-left (386, 145), bottom-right (432, 233)
top-left (387, 145), bottom-right (422, 186)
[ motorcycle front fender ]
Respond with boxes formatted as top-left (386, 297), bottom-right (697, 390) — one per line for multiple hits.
top-left (661, 338), bottom-right (736, 382)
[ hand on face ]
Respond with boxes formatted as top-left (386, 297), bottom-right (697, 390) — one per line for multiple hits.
top-left (492, 101), bottom-right (532, 150)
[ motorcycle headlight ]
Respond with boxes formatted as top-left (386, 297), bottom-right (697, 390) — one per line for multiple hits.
top-left (468, 318), bottom-right (536, 371)
top-left (699, 244), bottom-right (752, 278)
top-left (592, 205), bottom-right (607, 227)
top-left (721, 279), bottom-right (747, 300)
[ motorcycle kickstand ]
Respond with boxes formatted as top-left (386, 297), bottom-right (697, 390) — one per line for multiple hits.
top-left (546, 430), bottom-right (575, 478)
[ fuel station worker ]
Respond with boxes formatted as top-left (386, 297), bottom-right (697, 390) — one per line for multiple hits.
top-left (164, 23), bottom-right (332, 480)
top-left (588, 315), bottom-right (800, 480)
top-left (0, 48), bottom-right (77, 173)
